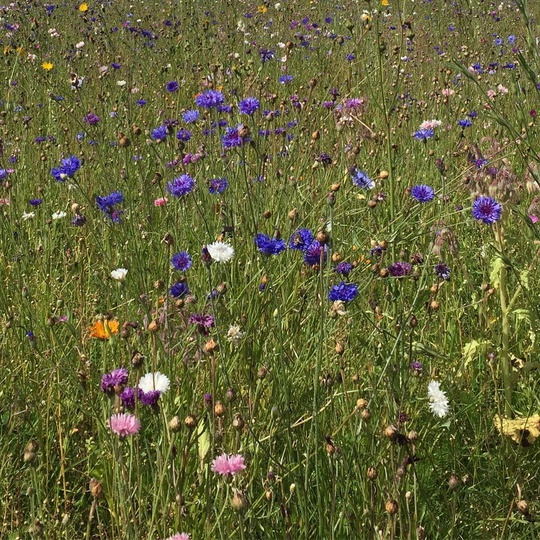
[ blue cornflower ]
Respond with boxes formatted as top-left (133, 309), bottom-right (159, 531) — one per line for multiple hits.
top-left (96, 191), bottom-right (124, 223)
top-left (507, 35), bottom-right (516, 45)
top-left (411, 184), bottom-right (435, 203)
top-left (51, 155), bottom-right (81, 181)
top-left (255, 233), bottom-right (286, 255)
top-left (167, 174), bottom-right (195, 197)
top-left (413, 128), bottom-right (434, 141)
top-left (151, 125), bottom-right (168, 141)
top-left (333, 262), bottom-right (353, 276)
top-left (259, 47), bottom-right (275, 63)
top-left (222, 125), bottom-right (250, 148)
top-left (328, 282), bottom-right (358, 302)
top-left (176, 129), bottom-right (192, 142)
top-left (289, 228), bottom-right (314, 250)
top-left (169, 281), bottom-right (190, 298)
top-left (279, 75), bottom-right (293, 84)
top-left (111, 62), bottom-right (121, 69)
top-left (303, 240), bottom-right (327, 266)
top-left (238, 97), bottom-right (260, 115)
top-left (183, 109), bottom-right (200, 123)
top-left (166, 80), bottom-right (179, 92)
top-left (195, 89), bottom-right (224, 109)
top-left (346, 53), bottom-right (355, 61)
top-left (458, 119), bottom-right (472, 128)
top-left (208, 177), bottom-right (228, 194)
top-left (137, 99), bottom-right (147, 107)
top-left (472, 196), bottom-right (502, 224)
top-left (350, 167), bottom-right (375, 189)
top-left (29, 198), bottom-right (42, 206)
top-left (171, 251), bottom-right (192, 272)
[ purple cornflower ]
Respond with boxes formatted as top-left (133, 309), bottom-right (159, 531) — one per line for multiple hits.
top-left (350, 167), bottom-right (375, 189)
top-left (171, 251), bottom-right (192, 271)
top-left (333, 261), bottom-right (353, 276)
top-left (410, 361), bottom-right (423, 374)
top-left (183, 109), bottom-right (200, 123)
top-left (328, 282), bottom-right (358, 302)
top-left (255, 233), bottom-right (286, 255)
top-left (222, 125), bottom-right (250, 148)
top-left (388, 262), bottom-right (411, 277)
top-left (83, 113), bottom-right (100, 125)
top-left (411, 184), bottom-right (435, 203)
top-left (189, 313), bottom-right (215, 335)
top-left (238, 97), bottom-right (260, 115)
top-left (151, 125), bottom-right (168, 141)
top-left (101, 367), bottom-right (129, 393)
top-left (259, 47), bottom-right (275, 63)
top-left (169, 281), bottom-right (190, 298)
top-left (140, 390), bottom-right (160, 406)
top-left (472, 196), bottom-right (502, 224)
top-left (72, 214), bottom-right (86, 226)
top-left (166, 80), bottom-right (179, 92)
top-left (289, 228), bottom-right (314, 251)
top-left (120, 386), bottom-right (143, 409)
top-left (195, 89), bottom-right (224, 109)
top-left (303, 240), bottom-right (327, 266)
top-left (434, 262), bottom-right (451, 280)
top-left (29, 198), bottom-right (42, 206)
top-left (208, 177), bottom-right (228, 195)
top-left (167, 174), bottom-right (195, 197)
top-left (176, 129), bottom-right (192, 142)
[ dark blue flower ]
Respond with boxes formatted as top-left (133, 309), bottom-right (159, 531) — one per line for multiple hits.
top-left (171, 251), bottom-right (192, 271)
top-left (222, 125), bottom-right (250, 148)
top-left (350, 167), bottom-right (375, 189)
top-left (289, 228), bottom-right (314, 250)
top-left (238, 97), bottom-right (260, 115)
top-left (137, 99), bottom-right (147, 107)
top-left (96, 191), bottom-right (124, 223)
top-left (72, 214), bottom-right (86, 226)
top-left (51, 155), bottom-right (81, 181)
top-left (458, 119), bottom-right (472, 128)
top-left (255, 233), bottom-right (286, 255)
top-left (328, 282), bottom-right (358, 302)
top-left (434, 262), bottom-right (451, 280)
top-left (167, 174), bottom-right (195, 197)
top-left (166, 80), bottom-right (179, 92)
top-left (333, 262), bottom-right (353, 276)
top-left (472, 196), bottom-right (502, 224)
top-left (411, 184), bottom-right (434, 203)
top-left (183, 109), bottom-right (200, 123)
top-left (259, 47), bottom-right (275, 63)
top-left (151, 125), bottom-right (168, 141)
top-left (176, 129), bottom-right (192, 142)
top-left (29, 198), bottom-right (42, 206)
top-left (169, 281), bottom-right (190, 298)
top-left (195, 89), bottom-right (224, 109)
top-left (303, 240), bottom-right (326, 266)
top-left (208, 177), bottom-right (228, 194)
top-left (388, 262), bottom-right (411, 277)
top-left (279, 75), bottom-right (293, 84)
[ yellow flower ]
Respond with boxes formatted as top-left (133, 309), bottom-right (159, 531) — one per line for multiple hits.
top-left (382, 0), bottom-right (389, 5)
top-left (42, 61), bottom-right (53, 71)
top-left (79, 2), bottom-right (88, 12)
top-left (257, 5), bottom-right (267, 13)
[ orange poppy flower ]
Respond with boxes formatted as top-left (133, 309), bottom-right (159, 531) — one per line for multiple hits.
top-left (89, 319), bottom-right (119, 339)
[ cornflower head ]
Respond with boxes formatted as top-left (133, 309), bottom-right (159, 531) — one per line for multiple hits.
top-left (255, 233), bottom-right (286, 255)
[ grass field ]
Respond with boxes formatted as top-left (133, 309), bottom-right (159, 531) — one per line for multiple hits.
top-left (2, 0), bottom-right (540, 538)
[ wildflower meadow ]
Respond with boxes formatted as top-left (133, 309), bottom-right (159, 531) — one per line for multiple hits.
top-left (3, 0), bottom-right (540, 538)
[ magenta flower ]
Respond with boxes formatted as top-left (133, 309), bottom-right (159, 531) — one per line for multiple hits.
top-left (165, 534), bottom-right (190, 540)
top-left (109, 413), bottom-right (141, 437)
top-left (211, 453), bottom-right (246, 476)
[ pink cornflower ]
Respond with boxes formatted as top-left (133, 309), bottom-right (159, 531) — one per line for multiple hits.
top-left (165, 534), bottom-right (190, 540)
top-left (441, 88), bottom-right (454, 97)
top-left (109, 413), bottom-right (141, 437)
top-left (211, 453), bottom-right (246, 476)
top-left (154, 197), bottom-right (168, 207)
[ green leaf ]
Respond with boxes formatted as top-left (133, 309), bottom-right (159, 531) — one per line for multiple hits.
top-left (462, 339), bottom-right (491, 369)
top-left (520, 269), bottom-right (530, 291)
top-left (490, 256), bottom-right (505, 289)
top-left (197, 421), bottom-right (210, 465)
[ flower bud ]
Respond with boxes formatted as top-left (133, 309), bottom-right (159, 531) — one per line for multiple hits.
top-left (89, 478), bottom-right (103, 499)
top-left (385, 499), bottom-right (398, 515)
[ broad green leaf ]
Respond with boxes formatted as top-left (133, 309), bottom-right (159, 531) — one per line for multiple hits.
top-left (197, 421), bottom-right (210, 465)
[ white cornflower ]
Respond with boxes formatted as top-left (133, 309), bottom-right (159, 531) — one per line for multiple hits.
top-left (428, 380), bottom-right (449, 418)
top-left (111, 268), bottom-right (128, 281)
top-left (52, 210), bottom-right (67, 220)
top-left (139, 372), bottom-right (170, 394)
top-left (22, 211), bottom-right (35, 220)
top-left (206, 241), bottom-right (234, 263)
top-left (226, 325), bottom-right (245, 347)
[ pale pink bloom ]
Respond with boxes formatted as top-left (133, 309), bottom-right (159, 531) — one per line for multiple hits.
top-left (211, 453), bottom-right (246, 476)
top-left (154, 197), bottom-right (168, 207)
top-left (165, 534), bottom-right (190, 540)
top-left (441, 88), bottom-right (454, 97)
top-left (0, 198), bottom-right (9, 206)
top-left (419, 119), bottom-right (442, 130)
top-left (109, 413), bottom-right (141, 437)
top-left (497, 84), bottom-right (508, 95)
top-left (487, 89), bottom-right (497, 100)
